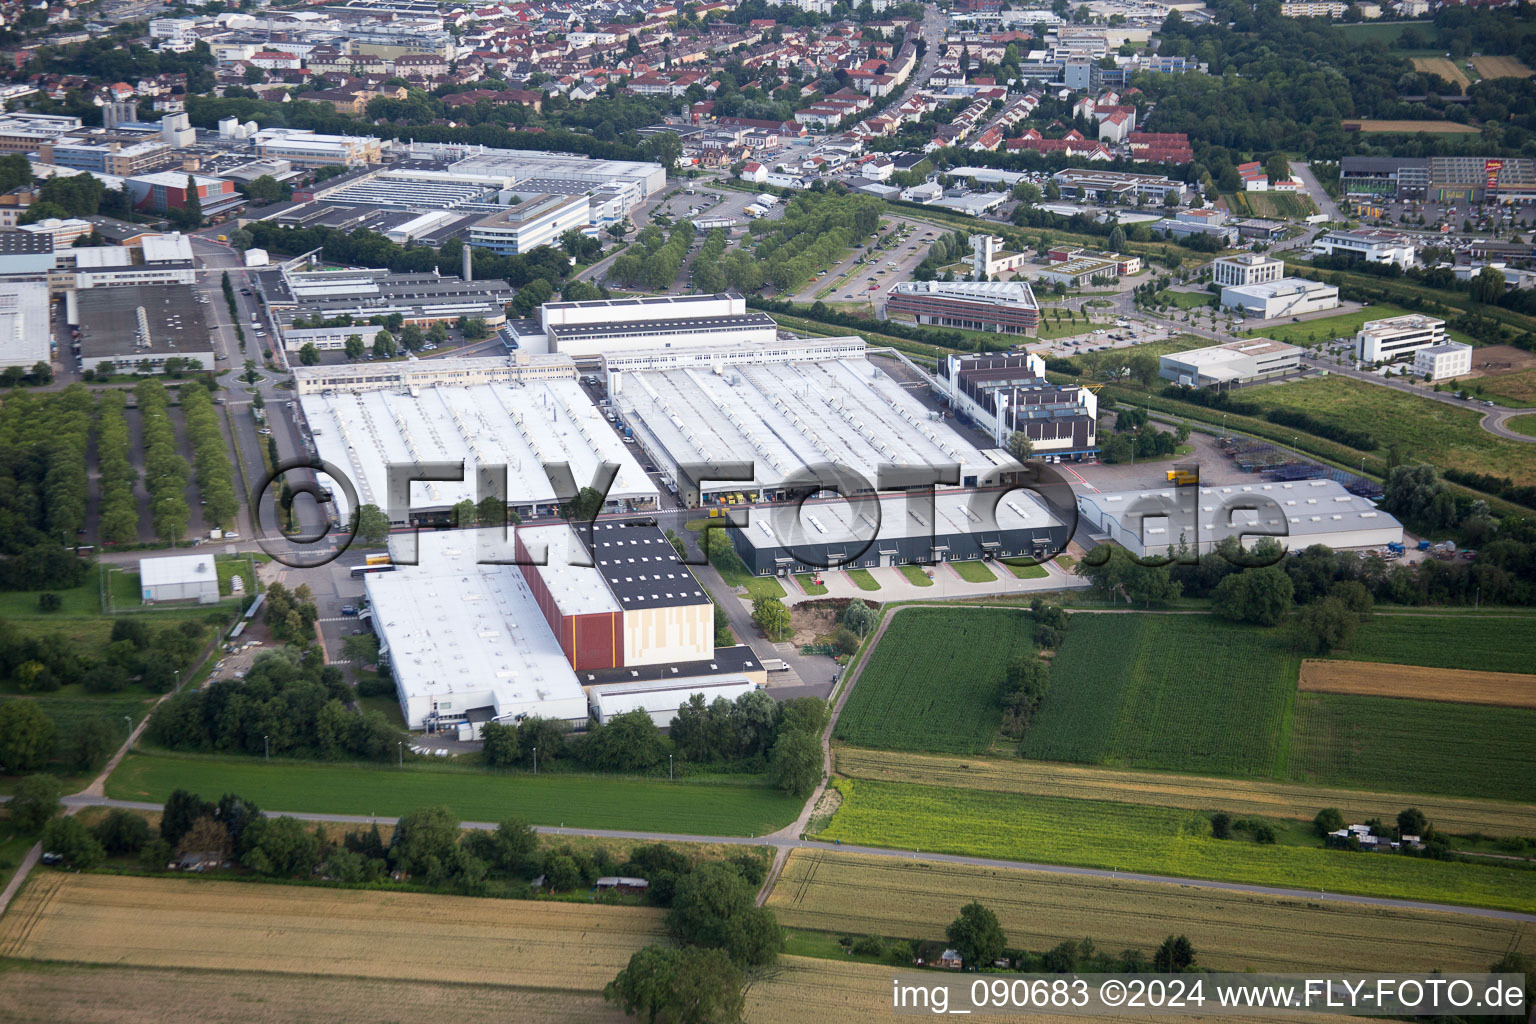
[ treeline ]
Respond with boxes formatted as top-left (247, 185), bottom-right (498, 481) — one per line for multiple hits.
top-left (179, 387), bottom-right (237, 528)
top-left (481, 694), bottom-right (825, 796)
top-left (1164, 386), bottom-right (1377, 450)
top-left (0, 386), bottom-right (93, 591)
top-left (95, 392), bottom-right (140, 544)
top-left (611, 221), bottom-right (695, 290)
top-left (148, 647), bottom-right (403, 761)
top-left (747, 296), bottom-right (973, 352)
top-left (743, 192), bottom-right (881, 294)
top-left (134, 381), bottom-right (191, 543)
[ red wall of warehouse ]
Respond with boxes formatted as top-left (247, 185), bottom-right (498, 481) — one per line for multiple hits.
top-left (566, 611), bottom-right (622, 671)
top-left (515, 531), bottom-right (563, 640)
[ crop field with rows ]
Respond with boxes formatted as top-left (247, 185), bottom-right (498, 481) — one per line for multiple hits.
top-left (833, 607), bottom-right (1036, 754)
top-left (831, 747), bottom-right (1536, 837)
top-left (0, 873), bottom-right (666, 989)
top-left (816, 780), bottom-right (1536, 911)
top-left (1331, 615), bottom-right (1536, 674)
top-left (1300, 660), bottom-right (1536, 708)
top-left (1289, 691), bottom-right (1536, 802)
top-left (0, 963), bottom-right (627, 1024)
top-left (766, 850), bottom-right (1536, 973)
top-left (1020, 615), bottom-right (1298, 776)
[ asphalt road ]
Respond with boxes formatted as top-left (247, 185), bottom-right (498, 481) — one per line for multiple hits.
top-left (58, 795), bottom-right (1536, 924)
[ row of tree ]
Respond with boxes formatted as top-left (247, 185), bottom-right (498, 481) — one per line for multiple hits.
top-left (0, 387), bottom-right (93, 591)
top-left (95, 392), bottom-right (140, 544)
top-left (179, 386), bottom-right (238, 529)
top-left (134, 381), bottom-right (192, 543)
top-left (610, 221), bottom-right (696, 291)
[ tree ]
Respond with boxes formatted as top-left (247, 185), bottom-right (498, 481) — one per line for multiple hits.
top-left (842, 599), bottom-right (877, 637)
top-left (1210, 566), bottom-right (1293, 626)
top-left (1288, 597), bottom-right (1359, 655)
top-left (584, 710), bottom-right (666, 772)
top-left (177, 816), bottom-right (232, 860)
top-left (479, 720), bottom-right (520, 768)
top-left (1473, 265), bottom-right (1506, 304)
top-left (351, 503), bottom-right (390, 544)
top-left (1007, 430), bottom-right (1034, 462)
top-left (768, 727), bottom-right (821, 798)
top-left (1154, 935), bottom-right (1195, 972)
top-left (1264, 153), bottom-right (1291, 183)
top-left (93, 808), bottom-right (152, 855)
top-left (30, 361), bottom-right (52, 385)
top-left (9, 775), bottom-right (62, 832)
top-left (998, 654), bottom-right (1050, 738)
top-left (946, 901), bottom-right (1006, 969)
top-left (476, 495), bottom-right (511, 527)
top-left (604, 945), bottom-right (745, 1024)
top-left (183, 174), bottom-right (203, 229)
top-left (1313, 807), bottom-right (1345, 836)
top-left (1108, 224), bottom-right (1126, 251)
top-left (298, 343), bottom-right (320, 366)
top-left (343, 334), bottom-right (365, 360)
top-left (751, 595), bottom-right (790, 640)
top-left (1210, 812), bottom-right (1232, 839)
top-left (1397, 808), bottom-right (1428, 838)
top-left (245, 174), bottom-right (285, 204)
top-left (0, 701), bottom-right (57, 772)
top-left (561, 486), bottom-right (605, 523)
top-left (63, 716), bottom-right (117, 773)
top-left (160, 789), bottom-right (215, 846)
top-left (450, 498), bottom-right (477, 527)
top-left (372, 330), bottom-right (397, 359)
top-left (341, 633), bottom-right (379, 666)
top-left (41, 816), bottom-right (104, 869)
top-left (667, 863), bottom-right (783, 967)
top-left (389, 806), bottom-right (460, 877)
top-left (241, 815), bottom-right (321, 876)
top-left (399, 324), bottom-right (425, 352)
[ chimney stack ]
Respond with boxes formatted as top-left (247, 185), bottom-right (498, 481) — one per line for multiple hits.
top-left (462, 243), bottom-right (472, 283)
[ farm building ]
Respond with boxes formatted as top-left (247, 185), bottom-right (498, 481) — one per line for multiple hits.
top-left (367, 524), bottom-right (767, 735)
top-left (608, 338), bottom-right (996, 506)
top-left (138, 553), bottom-right (219, 604)
top-left (727, 488), bottom-right (1069, 577)
top-left (296, 357), bottom-right (658, 524)
top-left (1076, 478), bottom-right (1403, 557)
top-left (590, 676), bottom-right (760, 728)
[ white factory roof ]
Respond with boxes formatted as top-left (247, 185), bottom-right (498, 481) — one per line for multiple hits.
top-left (141, 233), bottom-right (194, 264)
top-left (1164, 338), bottom-right (1298, 367)
top-left (1079, 478), bottom-right (1402, 549)
top-left (615, 358), bottom-right (988, 491)
top-left (367, 529), bottom-right (585, 720)
top-left (73, 246), bottom-right (133, 269)
top-left (891, 279), bottom-right (1039, 307)
top-left (300, 379), bottom-right (658, 518)
top-left (138, 552), bottom-right (216, 587)
top-left (746, 487), bottom-right (1062, 550)
top-left (516, 523), bottom-right (622, 616)
top-left (0, 280), bottom-right (52, 368)
top-left (1223, 278), bottom-right (1338, 299)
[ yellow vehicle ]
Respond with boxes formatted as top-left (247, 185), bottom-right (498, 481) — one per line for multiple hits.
top-left (217, 234), bottom-right (227, 242)
top-left (708, 508), bottom-right (721, 518)
top-left (1166, 468), bottom-right (1199, 487)
top-left (365, 553), bottom-right (392, 566)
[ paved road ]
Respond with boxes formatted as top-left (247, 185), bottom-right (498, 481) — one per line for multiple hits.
top-left (56, 794), bottom-right (1535, 923)
top-left (1291, 161), bottom-right (1343, 223)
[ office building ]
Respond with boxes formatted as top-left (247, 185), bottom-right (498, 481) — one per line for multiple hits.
top-left (1354, 314), bottom-right (1446, 364)
top-left (1211, 253), bottom-right (1284, 288)
top-left (886, 280), bottom-right (1040, 335)
top-left (467, 194), bottom-right (592, 256)
top-left (1413, 341), bottom-right (1472, 381)
top-left (1159, 338), bottom-right (1302, 387)
top-left (1220, 278), bottom-right (1339, 318)
top-left (1313, 229), bottom-right (1416, 269)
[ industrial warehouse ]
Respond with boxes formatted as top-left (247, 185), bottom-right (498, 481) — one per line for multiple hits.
top-left (515, 292), bottom-right (779, 357)
top-left (725, 488), bottom-right (1069, 577)
top-left (295, 356), bottom-right (657, 523)
top-left (608, 338), bottom-right (994, 505)
top-left (1076, 479), bottom-right (1404, 557)
top-left (886, 279), bottom-right (1040, 336)
top-left (367, 525), bottom-right (767, 736)
top-left (937, 352), bottom-right (1099, 455)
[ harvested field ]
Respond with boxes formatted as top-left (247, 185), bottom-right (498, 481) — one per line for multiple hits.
top-left (765, 850), bottom-right (1536, 974)
top-left (1343, 120), bottom-right (1479, 134)
top-left (1411, 57), bottom-right (1471, 89)
top-left (0, 874), bottom-right (665, 990)
top-left (0, 962), bottom-right (627, 1024)
top-left (1300, 659), bottom-right (1536, 708)
top-left (832, 746), bottom-right (1536, 837)
top-left (1471, 55), bottom-right (1534, 79)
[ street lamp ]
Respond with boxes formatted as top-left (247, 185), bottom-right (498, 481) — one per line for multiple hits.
top-left (263, 734), bottom-right (269, 760)
top-left (123, 715), bottom-right (132, 751)
top-left (398, 741), bottom-right (403, 767)
top-left (669, 754), bottom-right (674, 781)
top-left (533, 746), bottom-right (538, 775)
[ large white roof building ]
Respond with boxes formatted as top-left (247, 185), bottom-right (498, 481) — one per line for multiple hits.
top-left (300, 378), bottom-right (659, 522)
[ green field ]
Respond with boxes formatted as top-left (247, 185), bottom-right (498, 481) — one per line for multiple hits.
top-left (818, 780), bottom-right (1535, 912)
top-left (1333, 20), bottom-right (1439, 46)
top-left (1020, 615), bottom-right (1299, 777)
top-left (1239, 375), bottom-right (1536, 486)
top-left (1289, 692), bottom-right (1536, 803)
top-left (1152, 290), bottom-right (1216, 309)
top-left (1334, 615), bottom-right (1536, 673)
top-left (795, 573), bottom-right (828, 596)
top-left (106, 751), bottom-right (802, 836)
top-left (1224, 191), bottom-right (1318, 221)
top-left (898, 565), bottom-right (934, 587)
top-left (1507, 413), bottom-right (1536, 438)
top-left (1003, 561), bottom-right (1049, 580)
top-left (834, 608), bottom-right (1036, 754)
top-left (845, 569), bottom-right (881, 592)
top-left (951, 560), bottom-right (995, 583)
top-left (1246, 305), bottom-right (1474, 348)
